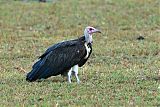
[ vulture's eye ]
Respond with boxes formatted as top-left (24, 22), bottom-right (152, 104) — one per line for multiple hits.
top-left (89, 28), bottom-right (93, 31)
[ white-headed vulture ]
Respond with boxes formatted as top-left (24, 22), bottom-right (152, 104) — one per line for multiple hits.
top-left (26, 26), bottom-right (101, 83)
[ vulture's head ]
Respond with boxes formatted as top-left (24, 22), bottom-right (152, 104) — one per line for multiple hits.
top-left (84, 26), bottom-right (101, 43)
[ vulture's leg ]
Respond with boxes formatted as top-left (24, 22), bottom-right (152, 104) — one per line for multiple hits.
top-left (67, 68), bottom-right (72, 83)
top-left (72, 65), bottom-right (80, 83)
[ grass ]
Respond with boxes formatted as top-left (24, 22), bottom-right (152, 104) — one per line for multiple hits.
top-left (0, 0), bottom-right (160, 106)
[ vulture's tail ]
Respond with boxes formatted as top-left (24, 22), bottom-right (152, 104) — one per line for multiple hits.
top-left (26, 59), bottom-right (50, 82)
top-left (26, 69), bottom-right (39, 82)
top-left (26, 60), bottom-right (42, 82)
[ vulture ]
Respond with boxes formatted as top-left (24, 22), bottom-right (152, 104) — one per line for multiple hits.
top-left (26, 26), bottom-right (101, 83)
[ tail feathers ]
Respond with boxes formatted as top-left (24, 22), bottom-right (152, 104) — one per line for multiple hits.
top-left (26, 56), bottom-right (59, 82)
top-left (26, 58), bottom-right (47, 82)
top-left (26, 65), bottom-right (52, 82)
top-left (32, 59), bottom-right (41, 69)
top-left (26, 68), bottom-right (39, 82)
top-left (26, 60), bottom-right (41, 82)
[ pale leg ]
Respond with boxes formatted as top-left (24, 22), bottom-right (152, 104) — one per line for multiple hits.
top-left (72, 65), bottom-right (80, 83)
top-left (68, 68), bottom-right (72, 83)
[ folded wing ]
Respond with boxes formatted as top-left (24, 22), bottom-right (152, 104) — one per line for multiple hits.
top-left (26, 41), bottom-right (86, 82)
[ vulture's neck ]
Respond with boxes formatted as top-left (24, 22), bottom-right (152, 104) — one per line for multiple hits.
top-left (78, 35), bottom-right (92, 45)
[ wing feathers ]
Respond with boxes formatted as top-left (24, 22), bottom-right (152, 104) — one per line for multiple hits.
top-left (26, 40), bottom-right (86, 82)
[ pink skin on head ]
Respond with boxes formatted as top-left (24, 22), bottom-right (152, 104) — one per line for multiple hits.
top-left (87, 27), bottom-right (101, 34)
top-left (84, 26), bottom-right (101, 43)
top-left (88, 28), bottom-right (94, 34)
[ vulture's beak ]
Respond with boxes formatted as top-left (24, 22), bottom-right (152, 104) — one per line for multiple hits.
top-left (93, 29), bottom-right (101, 33)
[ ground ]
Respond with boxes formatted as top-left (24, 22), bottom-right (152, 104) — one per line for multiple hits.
top-left (0, 0), bottom-right (160, 106)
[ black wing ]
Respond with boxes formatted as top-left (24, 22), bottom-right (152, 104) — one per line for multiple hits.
top-left (39, 36), bottom-right (85, 59)
top-left (26, 40), bottom-right (86, 82)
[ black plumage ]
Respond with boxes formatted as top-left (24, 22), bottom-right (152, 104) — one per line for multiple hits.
top-left (26, 36), bottom-right (92, 82)
top-left (26, 26), bottom-right (101, 83)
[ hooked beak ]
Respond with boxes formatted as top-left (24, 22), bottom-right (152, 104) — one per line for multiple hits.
top-left (93, 29), bottom-right (101, 33)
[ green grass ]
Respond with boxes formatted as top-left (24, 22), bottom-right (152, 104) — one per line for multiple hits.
top-left (0, 0), bottom-right (160, 106)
